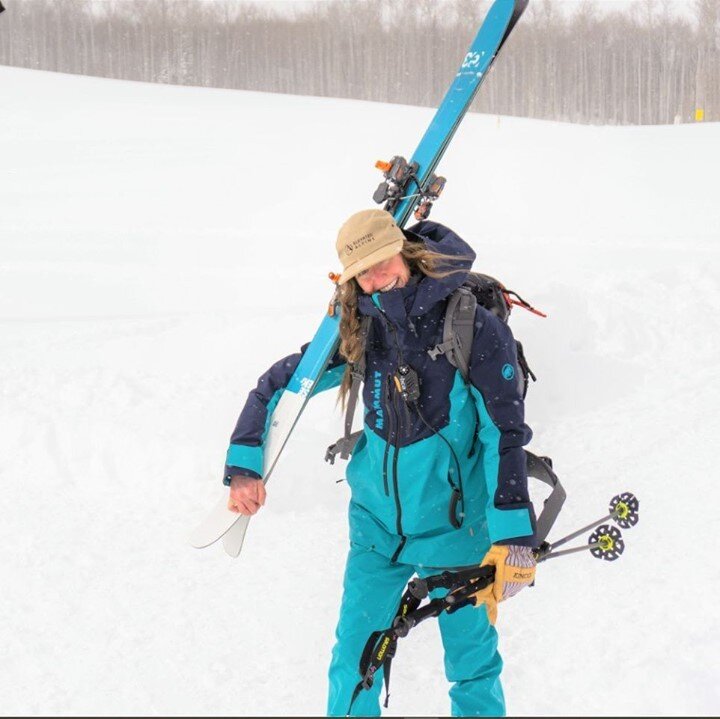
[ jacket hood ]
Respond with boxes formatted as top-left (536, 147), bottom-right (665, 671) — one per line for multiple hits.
top-left (356, 220), bottom-right (476, 322)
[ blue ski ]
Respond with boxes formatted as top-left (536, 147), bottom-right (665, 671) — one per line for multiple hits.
top-left (189, 0), bottom-right (528, 556)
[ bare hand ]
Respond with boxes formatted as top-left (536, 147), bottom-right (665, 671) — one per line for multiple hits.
top-left (227, 475), bottom-right (267, 516)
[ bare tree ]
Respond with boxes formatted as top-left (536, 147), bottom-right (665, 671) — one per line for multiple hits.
top-left (0, 0), bottom-right (717, 124)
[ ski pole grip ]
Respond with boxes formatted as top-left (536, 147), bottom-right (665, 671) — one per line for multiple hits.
top-left (395, 599), bottom-right (446, 635)
top-left (393, 615), bottom-right (416, 638)
top-left (444, 566), bottom-right (496, 608)
top-left (451, 564), bottom-right (495, 588)
top-left (408, 577), bottom-right (429, 599)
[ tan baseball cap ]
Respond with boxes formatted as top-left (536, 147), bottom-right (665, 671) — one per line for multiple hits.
top-left (336, 209), bottom-right (405, 285)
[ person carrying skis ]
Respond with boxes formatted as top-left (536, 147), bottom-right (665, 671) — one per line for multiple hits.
top-left (225, 209), bottom-right (537, 717)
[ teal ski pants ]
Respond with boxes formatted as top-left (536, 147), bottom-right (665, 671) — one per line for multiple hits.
top-left (327, 542), bottom-right (505, 717)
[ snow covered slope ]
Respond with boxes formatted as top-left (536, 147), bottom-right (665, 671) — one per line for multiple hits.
top-left (1, 66), bottom-right (718, 716)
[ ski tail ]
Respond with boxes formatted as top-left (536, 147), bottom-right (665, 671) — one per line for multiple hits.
top-left (392, 0), bottom-right (527, 228)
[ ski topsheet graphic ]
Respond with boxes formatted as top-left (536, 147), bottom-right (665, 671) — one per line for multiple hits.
top-left (189, 0), bottom-right (529, 557)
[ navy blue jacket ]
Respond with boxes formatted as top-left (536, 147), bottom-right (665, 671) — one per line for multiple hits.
top-left (225, 221), bottom-right (536, 565)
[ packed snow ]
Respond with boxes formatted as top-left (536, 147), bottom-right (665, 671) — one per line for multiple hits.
top-left (1, 65), bottom-right (718, 716)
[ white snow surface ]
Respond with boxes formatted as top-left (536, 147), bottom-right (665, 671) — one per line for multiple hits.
top-left (1, 66), bottom-right (719, 716)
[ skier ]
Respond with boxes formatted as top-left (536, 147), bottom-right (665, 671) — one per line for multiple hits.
top-left (225, 208), bottom-right (538, 717)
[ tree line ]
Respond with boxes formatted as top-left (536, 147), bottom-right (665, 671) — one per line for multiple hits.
top-left (0, 0), bottom-right (718, 124)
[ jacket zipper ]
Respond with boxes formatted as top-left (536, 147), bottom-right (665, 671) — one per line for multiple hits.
top-left (374, 295), bottom-right (407, 562)
top-left (387, 375), bottom-right (407, 563)
top-left (376, 293), bottom-right (392, 498)
top-left (381, 389), bottom-right (393, 497)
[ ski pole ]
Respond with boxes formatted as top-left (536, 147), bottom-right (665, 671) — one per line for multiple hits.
top-left (542, 513), bottom-right (616, 552)
top-left (352, 491), bottom-right (638, 712)
top-left (540, 544), bottom-right (597, 560)
top-left (537, 492), bottom-right (638, 559)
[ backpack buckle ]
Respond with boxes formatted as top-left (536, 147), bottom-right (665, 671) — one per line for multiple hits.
top-left (427, 340), bottom-right (454, 361)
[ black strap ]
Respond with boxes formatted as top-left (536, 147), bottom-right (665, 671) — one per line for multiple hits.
top-left (525, 450), bottom-right (566, 544)
top-left (326, 316), bottom-right (371, 464)
top-left (341, 371), bottom-right (364, 458)
top-left (348, 629), bottom-right (397, 713)
top-left (347, 583), bottom-right (422, 714)
top-left (427, 287), bottom-right (480, 458)
top-left (427, 286), bottom-right (476, 383)
top-left (515, 341), bottom-right (536, 399)
top-left (324, 430), bottom-right (363, 465)
top-left (449, 288), bottom-right (477, 382)
top-left (348, 564), bottom-right (496, 714)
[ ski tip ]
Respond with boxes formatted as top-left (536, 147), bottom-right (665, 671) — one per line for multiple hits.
top-left (188, 532), bottom-right (221, 550)
top-left (222, 542), bottom-right (244, 559)
top-left (187, 495), bottom-right (243, 549)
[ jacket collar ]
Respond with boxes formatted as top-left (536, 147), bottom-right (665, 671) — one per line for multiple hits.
top-left (356, 222), bottom-right (475, 323)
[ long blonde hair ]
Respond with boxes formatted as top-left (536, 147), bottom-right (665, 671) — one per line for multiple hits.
top-left (336, 238), bottom-right (470, 407)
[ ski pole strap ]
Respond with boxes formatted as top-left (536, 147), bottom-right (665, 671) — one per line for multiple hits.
top-left (349, 564), bottom-right (496, 713)
top-left (348, 625), bottom-right (399, 712)
top-left (348, 578), bottom-right (425, 713)
top-left (525, 450), bottom-right (566, 545)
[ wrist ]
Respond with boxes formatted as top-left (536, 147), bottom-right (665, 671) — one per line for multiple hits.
top-left (229, 474), bottom-right (260, 489)
top-left (224, 466), bottom-right (262, 486)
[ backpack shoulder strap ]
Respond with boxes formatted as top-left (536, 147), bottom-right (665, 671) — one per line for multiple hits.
top-left (325, 315), bottom-right (371, 464)
top-left (427, 286), bottom-right (477, 384)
